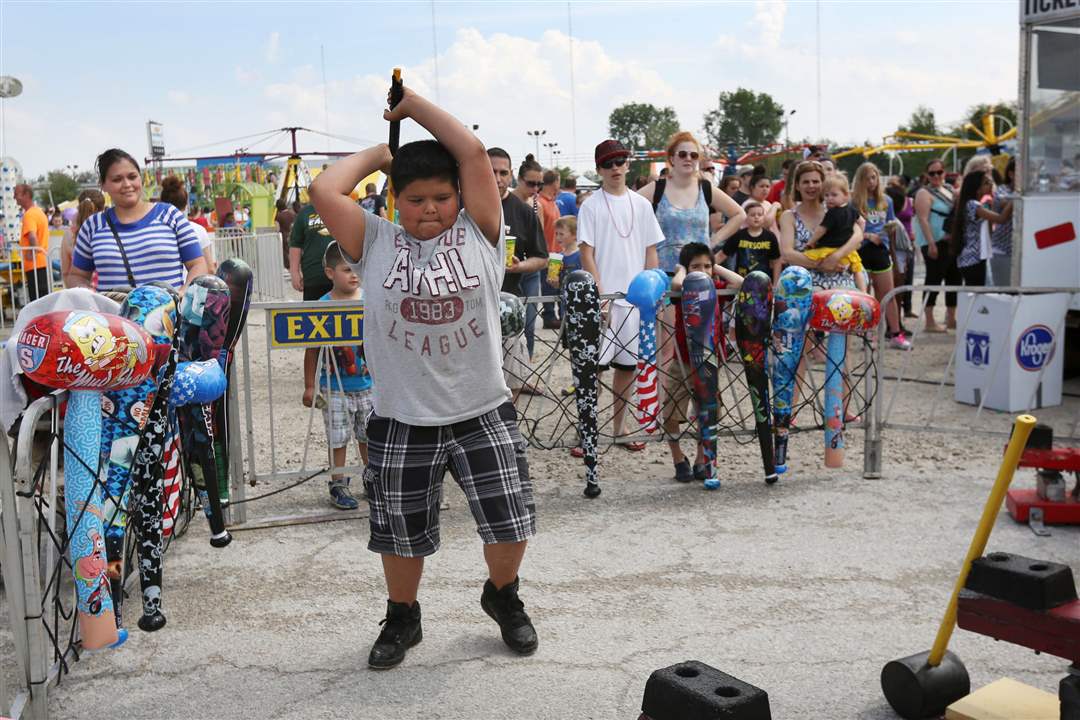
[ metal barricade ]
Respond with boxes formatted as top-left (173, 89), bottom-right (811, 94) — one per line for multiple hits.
top-left (1, 390), bottom-right (199, 719)
top-left (224, 293), bottom-right (878, 529)
top-left (863, 284), bottom-right (1080, 478)
top-left (1, 246), bottom-right (55, 333)
top-left (212, 228), bottom-right (290, 302)
top-left (2, 393), bottom-right (66, 720)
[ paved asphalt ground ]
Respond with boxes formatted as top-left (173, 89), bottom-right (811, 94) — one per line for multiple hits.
top-left (1, 425), bottom-right (1072, 720)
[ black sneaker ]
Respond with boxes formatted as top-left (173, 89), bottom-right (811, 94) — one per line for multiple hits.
top-left (674, 459), bottom-right (693, 483)
top-left (481, 577), bottom-right (538, 655)
top-left (693, 462), bottom-right (710, 481)
top-left (368, 600), bottom-right (422, 669)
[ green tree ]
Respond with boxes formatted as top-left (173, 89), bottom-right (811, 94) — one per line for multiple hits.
top-left (38, 170), bottom-right (80, 205)
top-left (946, 101), bottom-right (1018, 142)
top-left (608, 102), bottom-right (680, 181)
top-left (703, 88), bottom-right (784, 151)
top-left (554, 166), bottom-right (575, 183)
top-left (900, 105), bottom-right (939, 136)
top-left (608, 102), bottom-right (680, 151)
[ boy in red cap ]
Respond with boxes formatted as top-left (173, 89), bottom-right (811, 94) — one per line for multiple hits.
top-left (578, 140), bottom-right (664, 454)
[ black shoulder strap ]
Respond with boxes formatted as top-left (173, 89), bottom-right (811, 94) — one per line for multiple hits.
top-left (651, 178), bottom-right (666, 214)
top-left (700, 179), bottom-right (713, 208)
top-left (103, 210), bottom-right (138, 288)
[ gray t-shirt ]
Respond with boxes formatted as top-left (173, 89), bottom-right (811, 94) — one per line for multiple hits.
top-left (351, 210), bottom-right (510, 425)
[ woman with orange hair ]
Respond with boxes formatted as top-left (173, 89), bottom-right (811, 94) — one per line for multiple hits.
top-left (638, 131), bottom-right (745, 274)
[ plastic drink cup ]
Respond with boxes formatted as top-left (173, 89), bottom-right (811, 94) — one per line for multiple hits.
top-left (505, 234), bottom-right (516, 268)
top-left (547, 253), bottom-right (563, 285)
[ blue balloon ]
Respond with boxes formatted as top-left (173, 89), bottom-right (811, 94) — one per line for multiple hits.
top-left (625, 269), bottom-right (670, 320)
top-left (169, 360), bottom-right (227, 407)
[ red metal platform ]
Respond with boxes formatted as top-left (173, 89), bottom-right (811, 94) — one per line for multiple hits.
top-left (1016, 446), bottom-right (1080, 472)
top-left (1006, 488), bottom-right (1080, 523)
top-left (957, 590), bottom-right (1080, 662)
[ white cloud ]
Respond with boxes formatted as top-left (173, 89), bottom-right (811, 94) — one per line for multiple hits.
top-left (265, 32), bottom-right (280, 64)
top-left (235, 65), bottom-right (256, 84)
top-left (256, 27), bottom-right (678, 170)
top-left (704, 7), bottom-right (1018, 147)
top-left (4, 19), bottom-right (1020, 178)
top-left (752, 0), bottom-right (787, 49)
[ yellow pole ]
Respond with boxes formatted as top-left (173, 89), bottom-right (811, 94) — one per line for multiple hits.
top-left (926, 414), bottom-right (1037, 666)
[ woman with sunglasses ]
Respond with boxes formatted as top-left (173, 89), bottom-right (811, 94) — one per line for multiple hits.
top-left (914, 158), bottom-right (959, 333)
top-left (638, 131), bottom-right (744, 274)
top-left (512, 154), bottom-right (547, 352)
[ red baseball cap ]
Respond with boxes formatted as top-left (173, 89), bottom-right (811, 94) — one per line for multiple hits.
top-left (594, 139), bottom-right (630, 166)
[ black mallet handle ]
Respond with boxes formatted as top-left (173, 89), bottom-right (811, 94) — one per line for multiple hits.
top-left (388, 68), bottom-right (403, 155)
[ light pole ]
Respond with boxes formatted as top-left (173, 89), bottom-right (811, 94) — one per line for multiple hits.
top-left (526, 129), bottom-right (546, 159)
top-left (552, 149), bottom-right (562, 167)
top-left (782, 109), bottom-right (796, 147)
top-left (543, 141), bottom-right (559, 168)
top-left (66, 164), bottom-right (79, 179)
top-left (0, 75), bottom-right (23, 159)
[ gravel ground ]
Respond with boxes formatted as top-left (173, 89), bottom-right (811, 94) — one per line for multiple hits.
top-left (2, 290), bottom-right (1078, 719)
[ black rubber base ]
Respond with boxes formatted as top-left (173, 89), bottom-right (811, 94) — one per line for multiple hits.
top-left (881, 650), bottom-right (970, 720)
top-left (137, 612), bottom-right (167, 633)
top-left (210, 532), bottom-right (233, 548)
top-left (583, 483), bottom-right (601, 499)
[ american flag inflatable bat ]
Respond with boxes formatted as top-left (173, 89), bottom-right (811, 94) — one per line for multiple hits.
top-left (625, 269), bottom-right (670, 433)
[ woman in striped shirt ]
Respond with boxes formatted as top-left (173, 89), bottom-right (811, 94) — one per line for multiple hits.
top-left (67, 149), bottom-right (208, 291)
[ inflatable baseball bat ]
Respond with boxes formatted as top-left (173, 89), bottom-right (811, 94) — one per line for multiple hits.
top-left (386, 67), bottom-right (403, 220)
top-left (770, 266), bottom-right (814, 474)
top-left (681, 272), bottom-right (719, 489)
top-left (100, 285), bottom-right (177, 624)
top-left (734, 271), bottom-right (776, 484)
top-left (626, 269), bottom-right (670, 433)
top-left (212, 258), bottom-right (254, 503)
top-left (130, 326), bottom-right (179, 633)
top-left (176, 275), bottom-right (233, 547)
top-left (17, 308), bottom-right (155, 650)
top-left (809, 289), bottom-right (881, 468)
top-left (562, 270), bottom-right (603, 498)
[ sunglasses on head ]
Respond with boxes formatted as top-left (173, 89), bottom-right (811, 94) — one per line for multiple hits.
top-left (928, 170), bottom-right (945, 177)
top-left (600, 157), bottom-right (628, 170)
top-left (701, 166), bottom-right (715, 173)
top-left (524, 180), bottom-right (543, 188)
top-left (675, 150), bottom-right (700, 160)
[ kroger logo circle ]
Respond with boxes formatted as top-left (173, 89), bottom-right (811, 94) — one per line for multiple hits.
top-left (1015, 325), bottom-right (1054, 371)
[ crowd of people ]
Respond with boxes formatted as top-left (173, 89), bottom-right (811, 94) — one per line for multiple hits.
top-left (6, 83), bottom-right (1023, 671)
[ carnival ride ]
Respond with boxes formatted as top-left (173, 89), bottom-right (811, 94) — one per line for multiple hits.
top-left (830, 110), bottom-right (1017, 175)
top-left (142, 127), bottom-right (383, 227)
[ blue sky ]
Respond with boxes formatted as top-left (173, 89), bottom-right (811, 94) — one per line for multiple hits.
top-left (2, 1), bottom-right (1020, 178)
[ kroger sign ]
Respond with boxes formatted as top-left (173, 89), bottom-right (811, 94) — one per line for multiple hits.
top-left (1015, 325), bottom-right (1055, 372)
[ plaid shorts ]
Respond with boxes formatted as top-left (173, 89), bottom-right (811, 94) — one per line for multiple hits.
top-left (364, 402), bottom-right (536, 558)
top-left (320, 388), bottom-right (374, 447)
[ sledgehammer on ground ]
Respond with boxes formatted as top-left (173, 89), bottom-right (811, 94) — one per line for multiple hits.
top-left (880, 414), bottom-right (1037, 719)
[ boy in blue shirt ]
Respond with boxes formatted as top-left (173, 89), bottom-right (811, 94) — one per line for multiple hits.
top-left (302, 241), bottom-right (372, 510)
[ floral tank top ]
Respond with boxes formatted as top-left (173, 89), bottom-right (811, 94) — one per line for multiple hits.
top-left (655, 187), bottom-right (709, 273)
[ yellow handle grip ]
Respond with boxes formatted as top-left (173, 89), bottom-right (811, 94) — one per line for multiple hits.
top-left (927, 414), bottom-right (1036, 666)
